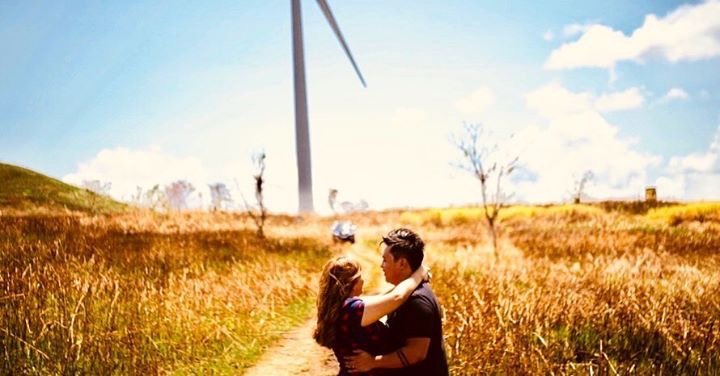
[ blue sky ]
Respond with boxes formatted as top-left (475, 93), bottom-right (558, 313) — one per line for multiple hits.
top-left (2, 0), bottom-right (719, 212)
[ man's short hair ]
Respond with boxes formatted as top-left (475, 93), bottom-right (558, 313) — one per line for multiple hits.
top-left (381, 228), bottom-right (424, 271)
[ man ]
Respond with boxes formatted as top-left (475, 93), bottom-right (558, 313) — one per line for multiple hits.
top-left (345, 228), bottom-right (449, 375)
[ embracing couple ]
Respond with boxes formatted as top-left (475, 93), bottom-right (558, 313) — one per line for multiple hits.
top-left (314, 228), bottom-right (449, 376)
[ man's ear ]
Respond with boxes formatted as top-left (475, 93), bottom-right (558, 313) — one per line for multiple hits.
top-left (398, 257), bottom-right (409, 270)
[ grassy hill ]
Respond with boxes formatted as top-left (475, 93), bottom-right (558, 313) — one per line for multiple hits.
top-left (0, 162), bottom-right (126, 213)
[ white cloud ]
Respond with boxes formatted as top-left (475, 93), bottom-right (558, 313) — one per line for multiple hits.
top-left (525, 82), bottom-right (643, 116)
top-left (654, 172), bottom-right (720, 201)
top-left (654, 176), bottom-right (685, 200)
top-left (63, 146), bottom-right (211, 207)
top-left (562, 23), bottom-right (593, 37)
top-left (660, 88), bottom-right (690, 103)
top-left (540, 23), bottom-right (594, 44)
top-left (670, 174), bottom-right (720, 200)
top-left (542, 30), bottom-right (554, 41)
top-left (455, 87), bottom-right (495, 114)
top-left (656, 124), bottom-right (720, 200)
top-left (525, 82), bottom-right (593, 118)
top-left (64, 147), bottom-right (204, 195)
top-left (515, 83), bottom-right (660, 202)
top-left (546, 25), bottom-right (637, 69)
top-left (545, 0), bottom-right (720, 70)
top-left (390, 107), bottom-right (429, 128)
top-left (312, 106), bottom-right (465, 212)
top-left (62, 146), bottom-right (306, 213)
top-left (667, 127), bottom-right (719, 174)
top-left (594, 87), bottom-right (645, 112)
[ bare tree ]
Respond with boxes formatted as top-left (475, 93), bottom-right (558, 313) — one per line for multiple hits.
top-left (453, 123), bottom-right (518, 258)
top-left (81, 179), bottom-right (111, 212)
top-left (209, 182), bottom-right (233, 211)
top-left (572, 170), bottom-right (594, 204)
top-left (340, 201), bottom-right (355, 213)
top-left (239, 152), bottom-right (268, 238)
top-left (82, 180), bottom-right (112, 196)
top-left (355, 199), bottom-right (369, 212)
top-left (329, 189), bottom-right (370, 214)
top-left (328, 188), bottom-right (339, 214)
top-left (131, 186), bottom-right (144, 207)
top-left (144, 184), bottom-right (169, 211)
top-left (165, 180), bottom-right (195, 211)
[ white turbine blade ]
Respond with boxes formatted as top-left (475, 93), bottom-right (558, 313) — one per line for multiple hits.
top-left (315, 0), bottom-right (367, 87)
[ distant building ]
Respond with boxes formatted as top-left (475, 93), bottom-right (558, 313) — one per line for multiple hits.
top-left (645, 186), bottom-right (657, 202)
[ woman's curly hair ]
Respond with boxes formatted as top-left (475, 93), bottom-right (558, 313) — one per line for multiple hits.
top-left (313, 256), bottom-right (361, 349)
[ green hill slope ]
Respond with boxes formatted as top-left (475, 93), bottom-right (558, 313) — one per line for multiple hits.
top-left (0, 162), bottom-right (126, 213)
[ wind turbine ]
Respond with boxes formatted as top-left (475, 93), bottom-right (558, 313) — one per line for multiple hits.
top-left (291, 0), bottom-right (367, 213)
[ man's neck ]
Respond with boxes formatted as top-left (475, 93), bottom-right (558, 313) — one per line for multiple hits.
top-left (392, 271), bottom-right (413, 286)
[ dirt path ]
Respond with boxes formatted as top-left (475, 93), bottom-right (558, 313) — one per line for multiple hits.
top-left (243, 241), bottom-right (383, 376)
top-left (242, 317), bottom-right (337, 376)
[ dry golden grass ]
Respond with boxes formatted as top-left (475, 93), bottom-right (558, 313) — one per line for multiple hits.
top-left (327, 204), bottom-right (720, 373)
top-left (0, 211), bottom-right (332, 374)
top-left (2, 202), bottom-right (719, 375)
top-left (646, 202), bottom-right (720, 226)
top-left (419, 205), bottom-right (720, 375)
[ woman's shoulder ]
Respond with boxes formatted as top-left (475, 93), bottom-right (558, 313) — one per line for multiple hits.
top-left (341, 297), bottom-right (365, 326)
top-left (342, 297), bottom-right (365, 313)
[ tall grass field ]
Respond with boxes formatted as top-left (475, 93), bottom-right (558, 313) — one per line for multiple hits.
top-left (2, 200), bottom-right (719, 374)
top-left (0, 212), bottom-right (331, 374)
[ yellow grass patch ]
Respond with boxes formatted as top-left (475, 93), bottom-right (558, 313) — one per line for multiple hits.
top-left (646, 202), bottom-right (720, 225)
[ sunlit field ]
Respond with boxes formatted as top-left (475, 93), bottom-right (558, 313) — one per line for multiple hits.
top-left (2, 202), bottom-right (719, 374)
top-left (407, 203), bottom-right (720, 374)
top-left (0, 211), bottom-right (332, 374)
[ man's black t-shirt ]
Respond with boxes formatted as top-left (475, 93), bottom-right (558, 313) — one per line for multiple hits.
top-left (386, 282), bottom-right (449, 376)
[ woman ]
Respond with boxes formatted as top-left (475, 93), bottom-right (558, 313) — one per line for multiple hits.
top-left (313, 255), bottom-right (428, 375)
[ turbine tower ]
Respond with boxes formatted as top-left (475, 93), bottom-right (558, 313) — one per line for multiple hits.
top-left (291, 0), bottom-right (366, 213)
